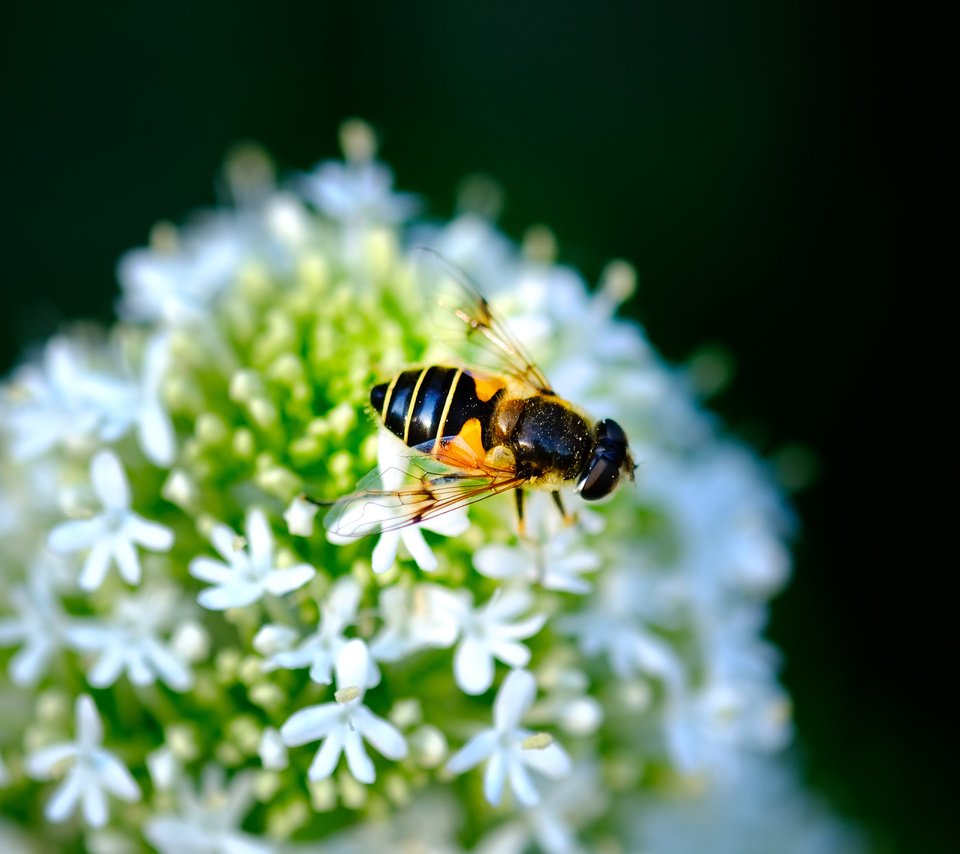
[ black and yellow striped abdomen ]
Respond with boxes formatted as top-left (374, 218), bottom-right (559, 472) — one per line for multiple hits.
top-left (371, 367), bottom-right (502, 449)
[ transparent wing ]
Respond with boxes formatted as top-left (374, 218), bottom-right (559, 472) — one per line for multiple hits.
top-left (324, 435), bottom-right (524, 539)
top-left (412, 246), bottom-right (554, 394)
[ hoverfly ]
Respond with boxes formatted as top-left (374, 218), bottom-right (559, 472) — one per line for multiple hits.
top-left (323, 248), bottom-right (635, 540)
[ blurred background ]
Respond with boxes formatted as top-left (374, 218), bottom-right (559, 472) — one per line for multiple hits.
top-left (1, 1), bottom-right (941, 850)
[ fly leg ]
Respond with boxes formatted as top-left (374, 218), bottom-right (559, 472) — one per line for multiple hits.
top-left (515, 488), bottom-right (527, 539)
top-left (551, 490), bottom-right (578, 527)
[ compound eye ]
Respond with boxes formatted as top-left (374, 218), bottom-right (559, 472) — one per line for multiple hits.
top-left (577, 454), bottom-right (621, 501)
top-left (596, 418), bottom-right (627, 446)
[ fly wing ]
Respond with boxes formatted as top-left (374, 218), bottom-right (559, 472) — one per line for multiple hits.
top-left (412, 246), bottom-right (554, 395)
top-left (323, 434), bottom-right (524, 539)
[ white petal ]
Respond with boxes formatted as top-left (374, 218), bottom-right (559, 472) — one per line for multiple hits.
top-left (25, 743), bottom-right (77, 778)
top-left (422, 507), bottom-right (470, 537)
top-left (371, 531), bottom-right (400, 574)
top-left (521, 741), bottom-right (572, 778)
top-left (343, 728), bottom-right (375, 783)
top-left (497, 612), bottom-right (547, 641)
top-left (126, 515), bottom-right (175, 551)
top-left (488, 639), bottom-right (531, 669)
top-left (252, 624), bottom-right (298, 656)
top-left (284, 495), bottom-right (319, 537)
top-left (138, 400), bottom-right (176, 467)
top-left (145, 640), bottom-right (193, 691)
top-left (354, 707), bottom-right (407, 760)
top-left (112, 537), bottom-right (142, 585)
top-left (76, 695), bottom-right (103, 748)
top-left (473, 544), bottom-right (529, 580)
top-left (262, 564), bottom-right (315, 596)
top-left (189, 557), bottom-right (233, 584)
top-left (400, 527), bottom-right (437, 572)
top-left (97, 753), bottom-right (142, 801)
top-left (198, 582), bottom-right (263, 611)
top-left (91, 450), bottom-right (130, 511)
top-left (508, 757), bottom-right (540, 807)
top-left (308, 729), bottom-right (344, 780)
top-left (245, 508), bottom-right (274, 568)
top-left (454, 636), bottom-right (495, 695)
top-left (79, 541), bottom-right (113, 591)
top-left (483, 748), bottom-right (507, 806)
top-left (47, 518), bottom-right (103, 554)
top-left (45, 769), bottom-right (83, 823)
top-left (327, 576), bottom-right (361, 622)
top-left (335, 639), bottom-right (370, 691)
top-left (280, 703), bottom-right (341, 746)
top-left (210, 523), bottom-right (240, 562)
top-left (494, 669), bottom-right (536, 731)
top-left (88, 646), bottom-right (127, 688)
top-left (82, 780), bottom-right (108, 827)
top-left (445, 730), bottom-right (497, 774)
top-left (10, 640), bottom-right (54, 686)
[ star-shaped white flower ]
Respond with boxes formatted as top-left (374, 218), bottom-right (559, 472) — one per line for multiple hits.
top-left (299, 159), bottom-right (417, 227)
top-left (0, 564), bottom-right (73, 686)
top-left (447, 589), bottom-right (547, 695)
top-left (189, 508), bottom-right (316, 610)
top-left (47, 450), bottom-right (174, 590)
top-left (144, 766), bottom-right (274, 854)
top-left (255, 576), bottom-right (375, 685)
top-left (369, 583), bottom-right (460, 662)
top-left (66, 586), bottom-right (195, 691)
top-left (446, 669), bottom-right (571, 807)
top-left (280, 639), bottom-right (407, 784)
top-left (25, 695), bottom-right (141, 828)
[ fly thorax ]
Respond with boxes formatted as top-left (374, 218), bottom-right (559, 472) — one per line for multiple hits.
top-left (510, 397), bottom-right (592, 481)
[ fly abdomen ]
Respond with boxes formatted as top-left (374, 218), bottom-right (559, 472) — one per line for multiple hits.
top-left (371, 367), bottom-right (501, 448)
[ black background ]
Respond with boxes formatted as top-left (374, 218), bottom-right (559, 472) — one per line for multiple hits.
top-left (1, 2), bottom-right (945, 850)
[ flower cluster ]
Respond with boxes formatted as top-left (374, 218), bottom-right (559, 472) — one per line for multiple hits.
top-left (0, 122), bottom-right (859, 850)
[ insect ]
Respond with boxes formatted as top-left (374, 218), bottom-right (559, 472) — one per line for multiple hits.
top-left (323, 248), bottom-right (635, 539)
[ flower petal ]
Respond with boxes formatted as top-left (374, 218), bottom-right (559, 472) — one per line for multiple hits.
top-left (494, 669), bottom-right (536, 731)
top-left (400, 527), bottom-right (437, 572)
top-left (483, 747), bottom-right (506, 806)
top-left (76, 695), bottom-right (103, 748)
top-left (473, 544), bottom-right (529, 580)
top-left (126, 515), bottom-right (175, 551)
top-left (47, 518), bottom-right (103, 554)
top-left (91, 450), bottom-right (129, 512)
top-left (245, 508), bottom-right (274, 568)
top-left (371, 531), bottom-right (400, 575)
top-left (445, 730), bottom-right (497, 774)
top-left (112, 537), bottom-right (142, 585)
top-left (45, 769), bottom-right (83, 823)
top-left (335, 639), bottom-right (371, 691)
top-left (82, 779), bottom-right (108, 827)
top-left (188, 557), bottom-right (233, 585)
top-left (343, 727), bottom-right (375, 783)
top-left (280, 703), bottom-right (341, 746)
top-left (79, 541), bottom-right (113, 591)
top-left (25, 743), bottom-right (77, 778)
top-left (308, 729), bottom-right (344, 781)
top-left (262, 564), bottom-right (315, 596)
top-left (354, 707), bottom-right (407, 760)
top-left (454, 636), bottom-right (494, 695)
top-left (197, 582), bottom-right (263, 611)
top-left (97, 753), bottom-right (142, 801)
top-left (520, 741), bottom-right (572, 778)
top-left (508, 756), bottom-right (540, 807)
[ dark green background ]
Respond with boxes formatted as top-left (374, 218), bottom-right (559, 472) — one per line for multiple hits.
top-left (1, 2), bottom-right (943, 850)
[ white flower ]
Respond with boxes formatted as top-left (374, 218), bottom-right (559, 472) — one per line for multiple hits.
top-left (4, 336), bottom-right (135, 461)
top-left (283, 493), bottom-right (320, 537)
top-left (189, 508), bottom-right (315, 610)
top-left (47, 450), bottom-right (174, 590)
top-left (258, 728), bottom-right (288, 771)
top-left (255, 576), bottom-right (374, 685)
top-left (66, 586), bottom-right (195, 691)
top-left (447, 589), bottom-right (547, 695)
top-left (474, 763), bottom-right (608, 854)
top-left (473, 528), bottom-right (601, 595)
top-left (280, 639), bottom-right (407, 784)
top-left (133, 332), bottom-right (177, 466)
top-left (117, 219), bottom-right (245, 325)
top-left (369, 583), bottom-right (460, 662)
top-left (300, 160), bottom-right (417, 227)
top-left (0, 566), bottom-right (72, 686)
top-left (445, 669), bottom-right (571, 807)
top-left (144, 766), bottom-right (275, 854)
top-left (25, 695), bottom-right (141, 828)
